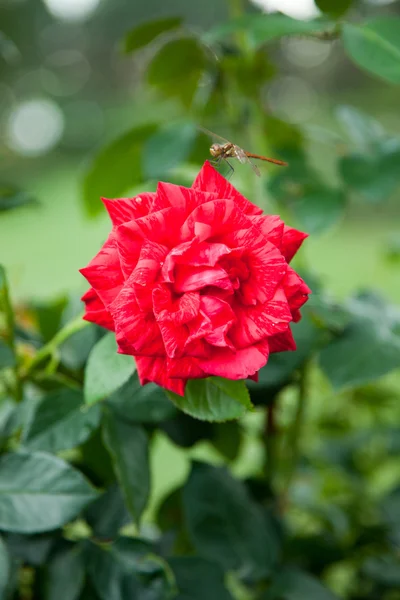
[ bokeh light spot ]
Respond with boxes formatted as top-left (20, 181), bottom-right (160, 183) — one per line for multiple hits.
top-left (6, 98), bottom-right (64, 156)
top-left (42, 0), bottom-right (101, 22)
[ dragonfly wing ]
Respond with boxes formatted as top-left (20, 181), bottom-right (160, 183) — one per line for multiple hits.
top-left (197, 125), bottom-right (231, 144)
top-left (234, 146), bottom-right (261, 176)
top-left (234, 146), bottom-right (249, 164)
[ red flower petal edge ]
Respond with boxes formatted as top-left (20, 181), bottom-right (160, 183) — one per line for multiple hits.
top-left (80, 161), bottom-right (311, 396)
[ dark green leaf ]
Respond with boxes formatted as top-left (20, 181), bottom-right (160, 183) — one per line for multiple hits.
top-left (183, 462), bottom-right (280, 579)
top-left (46, 544), bottom-right (85, 600)
top-left (0, 535), bottom-right (10, 599)
top-left (361, 555), bottom-right (400, 587)
top-left (24, 389), bottom-right (101, 453)
top-left (169, 556), bottom-right (233, 600)
top-left (315, 0), bottom-right (352, 18)
top-left (85, 483), bottom-right (131, 540)
top-left (205, 14), bottom-right (333, 50)
top-left (0, 32), bottom-right (20, 65)
top-left (0, 451), bottom-right (98, 533)
top-left (289, 186), bottom-right (346, 234)
top-left (319, 292), bottom-right (400, 390)
top-left (160, 411), bottom-right (213, 448)
top-left (142, 121), bottom-right (197, 179)
top-left (79, 428), bottom-right (115, 487)
top-left (33, 297), bottom-right (67, 343)
top-left (86, 537), bottom-right (175, 600)
top-left (84, 332), bottom-right (135, 405)
top-left (147, 38), bottom-right (208, 106)
top-left (0, 340), bottom-right (15, 368)
top-left (107, 374), bottom-right (176, 424)
top-left (335, 106), bottom-right (385, 151)
top-left (59, 323), bottom-right (99, 370)
top-left (102, 409), bottom-right (150, 524)
top-left (339, 144), bottom-right (400, 203)
top-left (167, 377), bottom-right (253, 422)
top-left (123, 17), bottom-right (182, 53)
top-left (261, 567), bottom-right (339, 599)
top-left (6, 532), bottom-right (54, 566)
top-left (82, 124), bottom-right (156, 216)
top-left (342, 19), bottom-right (400, 85)
top-left (211, 421), bottom-right (242, 462)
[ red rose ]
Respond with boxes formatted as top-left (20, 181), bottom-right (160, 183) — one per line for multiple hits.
top-left (80, 161), bottom-right (310, 396)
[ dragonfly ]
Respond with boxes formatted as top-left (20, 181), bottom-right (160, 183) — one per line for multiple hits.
top-left (199, 126), bottom-right (288, 177)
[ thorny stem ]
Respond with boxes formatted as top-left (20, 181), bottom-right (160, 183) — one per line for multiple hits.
top-left (23, 314), bottom-right (89, 378)
top-left (281, 361), bottom-right (310, 508)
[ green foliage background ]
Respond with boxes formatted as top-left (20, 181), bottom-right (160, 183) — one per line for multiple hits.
top-left (0, 0), bottom-right (400, 598)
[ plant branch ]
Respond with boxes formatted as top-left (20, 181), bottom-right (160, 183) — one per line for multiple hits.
top-left (23, 314), bottom-right (89, 378)
top-left (281, 361), bottom-right (310, 507)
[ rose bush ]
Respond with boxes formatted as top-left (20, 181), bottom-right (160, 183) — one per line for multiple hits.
top-left (80, 161), bottom-right (310, 395)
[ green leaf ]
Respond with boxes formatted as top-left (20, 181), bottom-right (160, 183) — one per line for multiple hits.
top-left (102, 409), bottom-right (150, 524)
top-left (183, 462), bottom-right (280, 579)
top-left (6, 532), bottom-right (53, 566)
top-left (0, 451), bottom-right (98, 533)
top-left (46, 544), bottom-right (85, 600)
top-left (107, 374), bottom-right (176, 424)
top-left (142, 121), bottom-right (197, 179)
top-left (339, 143), bottom-right (400, 203)
top-left (0, 32), bottom-right (20, 65)
top-left (85, 483), bottom-right (131, 540)
top-left (161, 411), bottom-right (213, 448)
top-left (147, 38), bottom-right (208, 106)
top-left (0, 340), bottom-right (16, 368)
top-left (342, 19), bottom-right (400, 85)
top-left (85, 537), bottom-right (176, 600)
top-left (361, 555), bottom-right (400, 588)
top-left (335, 105), bottom-right (385, 151)
top-left (82, 124), bottom-right (156, 217)
top-left (169, 557), bottom-right (234, 600)
top-left (261, 567), bottom-right (339, 599)
top-left (84, 332), bottom-right (135, 405)
top-left (289, 186), bottom-right (346, 234)
top-left (211, 421), bottom-right (242, 462)
top-left (24, 389), bottom-right (101, 453)
top-left (167, 377), bottom-right (253, 422)
top-left (122, 16), bottom-right (182, 53)
top-left (0, 535), bottom-right (10, 599)
top-left (0, 184), bottom-right (37, 213)
top-left (319, 292), bottom-right (400, 390)
top-left (315, 0), bottom-right (352, 18)
top-left (205, 14), bottom-right (333, 50)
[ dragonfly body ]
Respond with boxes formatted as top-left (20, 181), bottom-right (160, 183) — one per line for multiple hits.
top-left (202, 128), bottom-right (287, 177)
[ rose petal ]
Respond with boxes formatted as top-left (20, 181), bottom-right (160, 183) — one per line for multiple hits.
top-left (81, 288), bottom-right (115, 331)
top-left (152, 182), bottom-right (219, 214)
top-left (109, 284), bottom-right (164, 356)
top-left (198, 339), bottom-right (270, 379)
top-left (238, 242), bottom-right (287, 305)
top-left (180, 199), bottom-right (252, 242)
top-left (192, 161), bottom-right (263, 216)
top-left (161, 239), bottom-right (232, 283)
top-left (80, 230), bottom-right (124, 307)
top-left (281, 225), bottom-right (308, 262)
top-left (102, 193), bottom-right (154, 226)
top-left (230, 288), bottom-right (292, 348)
top-left (135, 356), bottom-right (186, 395)
top-left (268, 328), bottom-right (296, 353)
